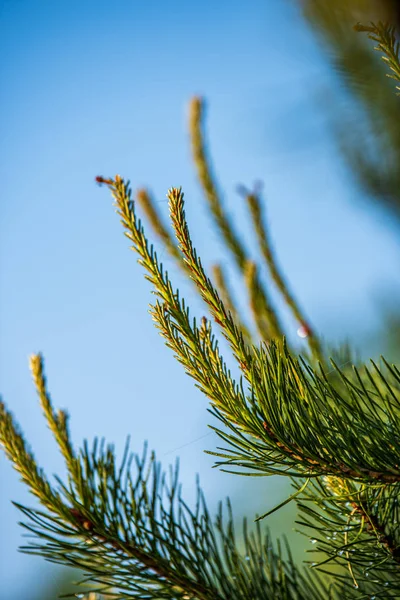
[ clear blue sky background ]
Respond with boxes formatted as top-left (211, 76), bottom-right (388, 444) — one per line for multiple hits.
top-left (1, 0), bottom-right (399, 597)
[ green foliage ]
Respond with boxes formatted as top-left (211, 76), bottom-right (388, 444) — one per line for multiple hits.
top-left (0, 376), bottom-right (329, 599)
top-left (296, 476), bottom-right (400, 594)
top-left (354, 21), bottom-right (400, 93)
top-left (300, 1), bottom-right (400, 222)
top-left (1, 19), bottom-right (400, 600)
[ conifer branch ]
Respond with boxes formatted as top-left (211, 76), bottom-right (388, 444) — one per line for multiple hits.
top-left (167, 186), bottom-right (253, 370)
top-left (295, 476), bottom-right (400, 595)
top-left (188, 97), bottom-right (285, 343)
top-left (0, 401), bottom-right (64, 513)
top-left (136, 188), bottom-right (186, 270)
top-left (0, 390), bottom-right (331, 599)
top-left (245, 260), bottom-right (278, 341)
top-left (209, 343), bottom-right (400, 484)
top-left (103, 176), bottom-right (255, 434)
top-left (136, 189), bottom-right (252, 347)
top-left (354, 21), bottom-right (400, 94)
top-left (188, 97), bottom-right (247, 270)
top-left (244, 190), bottom-right (323, 362)
top-left (30, 354), bottom-right (81, 487)
top-left (101, 176), bottom-right (400, 487)
top-left (211, 263), bottom-right (252, 344)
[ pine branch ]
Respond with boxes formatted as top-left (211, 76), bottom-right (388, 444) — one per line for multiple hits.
top-left (167, 186), bottom-right (254, 367)
top-left (30, 354), bottom-right (82, 491)
top-left (243, 188), bottom-right (323, 363)
top-left (103, 176), bottom-right (252, 427)
top-left (244, 260), bottom-right (274, 341)
top-left (0, 400), bottom-right (65, 513)
top-left (136, 188), bottom-right (253, 345)
top-left (295, 476), bottom-right (400, 596)
top-left (0, 389), bottom-right (331, 599)
top-left (300, 5), bottom-right (400, 222)
top-left (209, 345), bottom-right (400, 484)
top-left (188, 97), bottom-right (247, 271)
top-left (211, 263), bottom-right (253, 344)
top-left (188, 97), bottom-right (285, 343)
top-left (354, 21), bottom-right (400, 94)
top-left (136, 187), bottom-right (188, 272)
top-left (99, 176), bottom-right (400, 488)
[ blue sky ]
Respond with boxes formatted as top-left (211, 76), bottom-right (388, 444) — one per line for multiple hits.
top-left (1, 0), bottom-right (400, 597)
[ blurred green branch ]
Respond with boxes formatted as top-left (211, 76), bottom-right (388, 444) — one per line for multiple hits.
top-left (299, 0), bottom-right (400, 222)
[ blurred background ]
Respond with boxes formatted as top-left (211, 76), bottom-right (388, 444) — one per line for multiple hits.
top-left (1, 0), bottom-right (400, 597)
